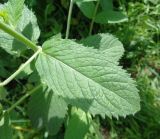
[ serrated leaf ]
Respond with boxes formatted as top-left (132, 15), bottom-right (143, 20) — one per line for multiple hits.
top-left (0, 113), bottom-right (12, 139)
top-left (6, 0), bottom-right (25, 26)
top-left (0, 5), bottom-right (40, 56)
top-left (35, 36), bottom-right (140, 118)
top-left (28, 87), bottom-right (68, 135)
top-left (79, 33), bottom-right (124, 64)
top-left (64, 107), bottom-right (90, 139)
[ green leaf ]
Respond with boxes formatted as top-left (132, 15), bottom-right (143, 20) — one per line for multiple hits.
top-left (76, 1), bottom-right (95, 18)
top-left (35, 36), bottom-right (140, 118)
top-left (0, 5), bottom-right (40, 56)
top-left (95, 11), bottom-right (128, 24)
top-left (0, 113), bottom-right (12, 139)
top-left (16, 6), bottom-right (40, 43)
top-left (79, 33), bottom-right (124, 64)
top-left (28, 87), bottom-right (68, 135)
top-left (64, 107), bottom-right (90, 139)
top-left (6, 0), bottom-right (25, 26)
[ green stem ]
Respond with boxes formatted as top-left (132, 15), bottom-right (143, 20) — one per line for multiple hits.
top-left (0, 21), bottom-right (38, 51)
top-left (89, 0), bottom-right (100, 35)
top-left (7, 84), bottom-right (42, 113)
top-left (0, 47), bottom-right (42, 87)
top-left (65, 0), bottom-right (74, 39)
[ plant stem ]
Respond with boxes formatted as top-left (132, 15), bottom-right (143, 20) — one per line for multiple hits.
top-left (3, 98), bottom-right (24, 114)
top-left (0, 47), bottom-right (42, 87)
top-left (0, 21), bottom-right (39, 51)
top-left (7, 84), bottom-right (42, 113)
top-left (89, 0), bottom-right (100, 35)
top-left (65, 0), bottom-right (74, 39)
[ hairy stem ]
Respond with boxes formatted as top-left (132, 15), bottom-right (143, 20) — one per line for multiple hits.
top-left (0, 21), bottom-right (38, 51)
top-left (89, 0), bottom-right (100, 35)
top-left (7, 84), bottom-right (42, 113)
top-left (0, 47), bottom-right (42, 87)
top-left (65, 0), bottom-right (74, 39)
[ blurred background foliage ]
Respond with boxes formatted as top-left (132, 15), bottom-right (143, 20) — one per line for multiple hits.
top-left (0, 0), bottom-right (160, 138)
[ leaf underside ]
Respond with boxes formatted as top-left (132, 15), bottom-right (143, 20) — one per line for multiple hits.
top-left (35, 36), bottom-right (140, 118)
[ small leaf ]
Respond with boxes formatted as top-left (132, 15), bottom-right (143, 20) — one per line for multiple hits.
top-left (35, 36), bottom-right (140, 118)
top-left (64, 107), bottom-right (90, 139)
top-left (76, 0), bottom-right (128, 24)
top-left (79, 33), bottom-right (124, 64)
top-left (28, 87), bottom-right (68, 135)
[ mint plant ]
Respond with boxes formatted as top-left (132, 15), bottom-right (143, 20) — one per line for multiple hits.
top-left (0, 0), bottom-right (140, 138)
